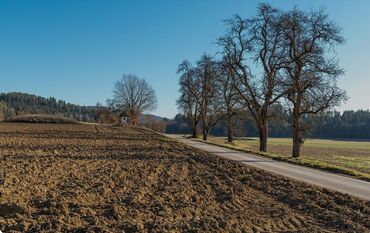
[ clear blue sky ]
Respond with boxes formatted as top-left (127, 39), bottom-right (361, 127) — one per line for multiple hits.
top-left (0, 0), bottom-right (369, 117)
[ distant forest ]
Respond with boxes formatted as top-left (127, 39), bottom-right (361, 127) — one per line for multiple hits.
top-left (166, 109), bottom-right (370, 140)
top-left (0, 92), bottom-right (369, 139)
top-left (0, 92), bottom-right (98, 122)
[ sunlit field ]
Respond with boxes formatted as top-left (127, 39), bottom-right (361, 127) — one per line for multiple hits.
top-left (200, 137), bottom-right (370, 180)
top-left (2, 123), bottom-right (369, 232)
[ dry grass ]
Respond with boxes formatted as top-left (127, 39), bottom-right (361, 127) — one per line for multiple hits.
top-left (196, 137), bottom-right (370, 181)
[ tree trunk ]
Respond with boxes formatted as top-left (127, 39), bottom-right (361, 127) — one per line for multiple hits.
top-left (292, 129), bottom-right (302, 158)
top-left (226, 115), bottom-right (233, 143)
top-left (292, 116), bottom-right (302, 157)
top-left (191, 122), bottom-right (199, 138)
top-left (203, 130), bottom-right (208, 140)
top-left (129, 113), bottom-right (139, 126)
top-left (292, 100), bottom-right (302, 158)
top-left (201, 109), bottom-right (208, 140)
top-left (257, 107), bottom-right (269, 152)
top-left (258, 121), bottom-right (268, 152)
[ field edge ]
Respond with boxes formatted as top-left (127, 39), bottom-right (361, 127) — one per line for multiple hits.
top-left (191, 137), bottom-right (370, 182)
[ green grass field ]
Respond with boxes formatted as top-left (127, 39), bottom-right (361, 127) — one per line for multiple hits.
top-left (196, 137), bottom-right (370, 181)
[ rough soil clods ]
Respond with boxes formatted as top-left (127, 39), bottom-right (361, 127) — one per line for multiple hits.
top-left (0, 123), bottom-right (369, 232)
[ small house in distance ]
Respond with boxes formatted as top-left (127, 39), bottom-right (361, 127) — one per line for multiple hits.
top-left (119, 111), bottom-right (129, 125)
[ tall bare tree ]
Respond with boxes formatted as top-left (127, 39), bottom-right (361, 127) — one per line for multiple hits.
top-left (177, 56), bottom-right (224, 140)
top-left (218, 60), bottom-right (240, 143)
top-left (219, 4), bottom-right (287, 152)
top-left (112, 74), bottom-right (157, 125)
top-left (177, 60), bottom-right (201, 138)
top-left (196, 55), bottom-right (224, 140)
top-left (281, 8), bottom-right (347, 157)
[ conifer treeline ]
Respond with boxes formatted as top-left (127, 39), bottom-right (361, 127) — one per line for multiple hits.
top-left (0, 92), bottom-right (98, 122)
top-left (167, 109), bottom-right (370, 140)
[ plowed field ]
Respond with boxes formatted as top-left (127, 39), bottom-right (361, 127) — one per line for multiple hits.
top-left (0, 123), bottom-right (369, 232)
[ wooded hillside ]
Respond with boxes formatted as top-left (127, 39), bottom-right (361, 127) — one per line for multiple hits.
top-left (0, 92), bottom-right (98, 122)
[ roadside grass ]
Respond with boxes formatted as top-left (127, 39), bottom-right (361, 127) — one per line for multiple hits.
top-left (193, 137), bottom-right (370, 181)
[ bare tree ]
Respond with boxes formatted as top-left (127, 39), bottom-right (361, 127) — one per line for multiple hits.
top-left (177, 60), bottom-right (201, 138)
top-left (196, 55), bottom-right (224, 140)
top-left (281, 8), bottom-right (347, 157)
top-left (177, 56), bottom-right (224, 140)
top-left (112, 74), bottom-right (157, 125)
top-left (218, 60), bottom-right (240, 143)
top-left (219, 4), bottom-right (287, 152)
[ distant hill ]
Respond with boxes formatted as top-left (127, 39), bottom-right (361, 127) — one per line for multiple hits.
top-left (139, 114), bottom-right (164, 122)
top-left (0, 92), bottom-right (98, 122)
top-left (0, 92), bottom-right (168, 124)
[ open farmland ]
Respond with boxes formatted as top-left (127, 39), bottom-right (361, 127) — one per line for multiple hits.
top-left (0, 123), bottom-right (369, 232)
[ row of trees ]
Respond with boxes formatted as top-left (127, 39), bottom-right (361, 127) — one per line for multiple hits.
top-left (167, 110), bottom-right (370, 140)
top-left (177, 4), bottom-right (346, 157)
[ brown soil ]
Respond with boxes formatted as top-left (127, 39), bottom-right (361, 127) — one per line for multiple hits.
top-left (0, 123), bottom-right (369, 232)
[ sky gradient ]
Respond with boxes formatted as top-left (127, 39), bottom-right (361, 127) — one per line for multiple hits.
top-left (0, 0), bottom-right (369, 117)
